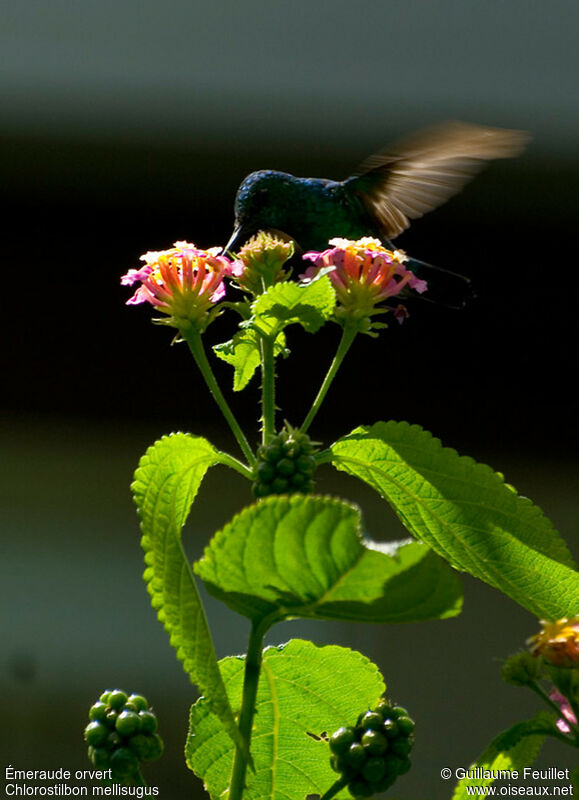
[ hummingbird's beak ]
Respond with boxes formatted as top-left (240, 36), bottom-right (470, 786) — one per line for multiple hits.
top-left (222, 224), bottom-right (247, 257)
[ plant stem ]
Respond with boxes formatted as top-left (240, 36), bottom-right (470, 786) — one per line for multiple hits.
top-left (228, 620), bottom-right (269, 800)
top-left (218, 452), bottom-right (255, 481)
top-left (181, 325), bottom-right (255, 467)
top-left (300, 323), bottom-right (357, 435)
top-left (132, 769), bottom-right (147, 787)
top-left (260, 334), bottom-right (276, 445)
top-left (319, 776), bottom-right (349, 800)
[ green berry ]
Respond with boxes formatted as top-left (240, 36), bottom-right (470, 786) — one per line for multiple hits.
top-left (271, 477), bottom-right (289, 494)
top-left (385, 753), bottom-right (408, 776)
top-left (89, 703), bottom-right (108, 723)
top-left (344, 742), bottom-right (366, 770)
top-left (390, 706), bottom-right (409, 719)
top-left (256, 462), bottom-right (275, 482)
top-left (115, 710), bottom-right (141, 737)
top-left (375, 699), bottom-right (392, 718)
top-left (348, 779), bottom-right (373, 798)
top-left (382, 719), bottom-right (399, 738)
top-left (140, 733), bottom-right (164, 761)
top-left (106, 732), bottom-right (122, 750)
top-left (110, 747), bottom-right (139, 777)
top-left (126, 694), bottom-right (149, 712)
top-left (362, 756), bottom-right (387, 784)
top-left (355, 711), bottom-right (368, 726)
top-left (374, 773), bottom-right (397, 793)
top-left (276, 458), bottom-right (295, 476)
top-left (99, 690), bottom-right (112, 705)
top-left (128, 734), bottom-right (149, 759)
top-left (391, 737), bottom-right (412, 757)
top-left (360, 711), bottom-right (383, 731)
top-left (128, 733), bottom-right (163, 761)
top-left (396, 757), bottom-right (411, 775)
top-left (264, 443), bottom-right (283, 462)
top-left (361, 729), bottom-right (388, 756)
top-left (105, 710), bottom-right (118, 728)
top-left (296, 455), bottom-right (316, 473)
top-left (138, 711), bottom-right (158, 735)
top-left (329, 726), bottom-right (356, 755)
top-left (396, 716), bottom-right (415, 735)
top-left (90, 747), bottom-right (111, 770)
top-left (108, 690), bottom-right (128, 710)
top-left (84, 722), bottom-right (109, 747)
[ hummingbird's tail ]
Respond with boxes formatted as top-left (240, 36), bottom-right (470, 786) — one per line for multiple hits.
top-left (404, 255), bottom-right (474, 309)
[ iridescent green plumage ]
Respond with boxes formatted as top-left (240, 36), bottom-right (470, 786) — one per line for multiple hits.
top-left (230, 170), bottom-right (374, 251)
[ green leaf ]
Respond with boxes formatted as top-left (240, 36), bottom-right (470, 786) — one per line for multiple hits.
top-left (186, 639), bottom-right (385, 800)
top-left (451, 712), bottom-right (555, 799)
top-left (251, 274), bottom-right (336, 337)
top-left (131, 433), bottom-right (242, 750)
top-left (214, 276), bottom-right (334, 390)
top-left (194, 494), bottom-right (462, 624)
top-left (214, 328), bottom-right (287, 391)
top-left (329, 421), bottom-right (579, 619)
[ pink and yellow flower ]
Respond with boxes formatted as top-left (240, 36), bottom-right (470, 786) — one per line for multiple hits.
top-left (528, 617), bottom-right (579, 667)
top-left (121, 241), bottom-right (241, 329)
top-left (301, 236), bottom-right (427, 331)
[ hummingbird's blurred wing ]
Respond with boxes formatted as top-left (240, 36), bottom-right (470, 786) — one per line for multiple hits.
top-left (346, 121), bottom-right (529, 238)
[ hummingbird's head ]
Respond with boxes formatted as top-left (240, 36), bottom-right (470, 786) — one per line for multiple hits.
top-left (224, 170), bottom-right (295, 254)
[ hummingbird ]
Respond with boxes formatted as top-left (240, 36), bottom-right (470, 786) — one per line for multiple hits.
top-left (223, 122), bottom-right (528, 307)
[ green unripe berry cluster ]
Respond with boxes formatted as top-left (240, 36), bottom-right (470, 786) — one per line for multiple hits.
top-left (252, 427), bottom-right (317, 498)
top-left (84, 689), bottom-right (163, 782)
top-left (328, 699), bottom-right (414, 798)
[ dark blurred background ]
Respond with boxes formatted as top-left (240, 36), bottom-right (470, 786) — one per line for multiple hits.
top-left (1, 1), bottom-right (577, 797)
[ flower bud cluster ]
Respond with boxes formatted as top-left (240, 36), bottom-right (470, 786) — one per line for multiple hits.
top-left (84, 689), bottom-right (163, 782)
top-left (234, 231), bottom-right (294, 295)
top-left (501, 652), bottom-right (544, 687)
top-left (329, 699), bottom-right (414, 797)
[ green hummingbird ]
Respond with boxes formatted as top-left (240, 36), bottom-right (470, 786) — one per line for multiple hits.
top-left (223, 121), bottom-right (528, 306)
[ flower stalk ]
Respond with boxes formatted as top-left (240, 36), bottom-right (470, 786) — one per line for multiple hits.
top-left (182, 325), bottom-right (255, 467)
top-left (300, 322), bottom-right (358, 434)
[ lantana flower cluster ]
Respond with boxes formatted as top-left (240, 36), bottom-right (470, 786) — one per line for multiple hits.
top-left (529, 617), bottom-right (579, 736)
top-left (122, 235), bottom-right (428, 335)
top-left (302, 236), bottom-right (428, 332)
top-left (503, 617), bottom-right (579, 739)
top-left (528, 617), bottom-right (579, 668)
top-left (121, 241), bottom-right (241, 330)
